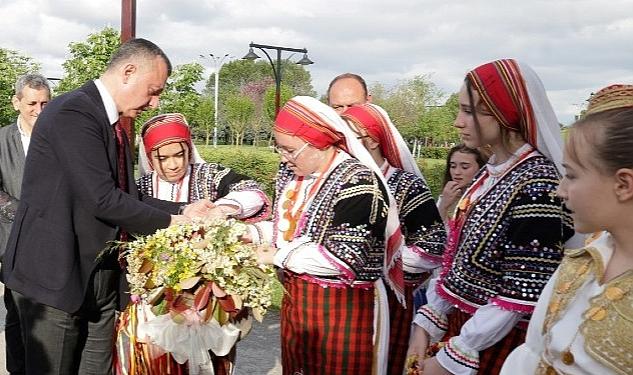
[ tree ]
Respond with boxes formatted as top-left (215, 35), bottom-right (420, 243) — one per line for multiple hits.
top-left (0, 48), bottom-right (41, 126)
top-left (56, 27), bottom-right (120, 94)
top-left (223, 93), bottom-right (254, 146)
top-left (370, 75), bottom-right (443, 141)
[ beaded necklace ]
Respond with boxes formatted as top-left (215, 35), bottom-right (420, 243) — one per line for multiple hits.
top-left (278, 151), bottom-right (338, 242)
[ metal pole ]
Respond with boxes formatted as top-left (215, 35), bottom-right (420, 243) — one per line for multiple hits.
top-left (120, 0), bottom-right (136, 150)
top-left (274, 49), bottom-right (282, 117)
top-left (213, 66), bottom-right (219, 148)
top-left (246, 43), bottom-right (311, 118)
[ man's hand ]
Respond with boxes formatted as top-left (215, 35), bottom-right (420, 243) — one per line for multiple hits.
top-left (170, 214), bottom-right (191, 226)
top-left (182, 199), bottom-right (215, 220)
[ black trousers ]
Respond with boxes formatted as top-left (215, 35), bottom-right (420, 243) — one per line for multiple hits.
top-left (10, 268), bottom-right (118, 375)
top-left (4, 287), bottom-right (25, 374)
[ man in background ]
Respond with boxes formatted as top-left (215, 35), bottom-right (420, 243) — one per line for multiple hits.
top-left (0, 73), bottom-right (51, 375)
top-left (327, 72), bottom-right (371, 113)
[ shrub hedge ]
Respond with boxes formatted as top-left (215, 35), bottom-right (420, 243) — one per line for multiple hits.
top-left (197, 145), bottom-right (447, 199)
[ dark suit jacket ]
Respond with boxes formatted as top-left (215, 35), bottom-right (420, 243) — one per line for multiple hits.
top-left (1, 81), bottom-right (180, 313)
top-left (0, 123), bottom-right (24, 258)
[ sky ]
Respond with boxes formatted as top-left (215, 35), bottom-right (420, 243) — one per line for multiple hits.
top-left (1, 0), bottom-right (632, 124)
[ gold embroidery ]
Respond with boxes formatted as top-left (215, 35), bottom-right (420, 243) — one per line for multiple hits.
top-left (581, 274), bottom-right (633, 375)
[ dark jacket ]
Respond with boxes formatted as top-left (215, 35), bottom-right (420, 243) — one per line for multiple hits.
top-left (1, 81), bottom-right (179, 313)
top-left (0, 123), bottom-right (25, 259)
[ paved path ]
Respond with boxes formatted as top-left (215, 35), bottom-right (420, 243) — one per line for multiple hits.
top-left (0, 284), bottom-right (281, 375)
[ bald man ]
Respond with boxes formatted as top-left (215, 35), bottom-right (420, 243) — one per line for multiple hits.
top-left (327, 72), bottom-right (371, 113)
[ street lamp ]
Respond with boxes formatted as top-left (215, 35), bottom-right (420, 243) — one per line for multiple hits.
top-left (199, 53), bottom-right (231, 147)
top-left (242, 42), bottom-right (314, 116)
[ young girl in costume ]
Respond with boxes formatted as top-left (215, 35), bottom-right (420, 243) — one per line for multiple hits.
top-left (114, 113), bottom-right (270, 375)
top-left (406, 59), bottom-right (576, 375)
top-left (437, 144), bottom-right (487, 223)
top-left (501, 84), bottom-right (633, 374)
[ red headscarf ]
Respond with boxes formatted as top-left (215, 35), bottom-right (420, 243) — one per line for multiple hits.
top-left (141, 113), bottom-right (192, 165)
top-left (467, 59), bottom-right (537, 146)
top-left (275, 99), bottom-right (347, 151)
top-left (341, 104), bottom-right (404, 169)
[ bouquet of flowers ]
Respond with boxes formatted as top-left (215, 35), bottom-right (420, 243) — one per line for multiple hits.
top-left (114, 219), bottom-right (275, 375)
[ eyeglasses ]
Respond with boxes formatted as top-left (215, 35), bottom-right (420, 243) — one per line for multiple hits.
top-left (274, 142), bottom-right (310, 160)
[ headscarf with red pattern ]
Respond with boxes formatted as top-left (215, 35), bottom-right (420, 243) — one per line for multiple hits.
top-left (341, 103), bottom-right (424, 180)
top-left (467, 59), bottom-right (564, 173)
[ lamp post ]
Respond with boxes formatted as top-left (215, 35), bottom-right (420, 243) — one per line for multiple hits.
top-left (200, 53), bottom-right (231, 147)
top-left (242, 42), bottom-right (314, 116)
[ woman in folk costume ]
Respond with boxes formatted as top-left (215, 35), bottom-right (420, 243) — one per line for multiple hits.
top-left (114, 113), bottom-right (270, 375)
top-left (501, 84), bottom-right (633, 375)
top-left (341, 103), bottom-right (446, 375)
top-left (406, 59), bottom-right (577, 375)
top-left (249, 96), bottom-right (406, 374)
top-left (137, 113), bottom-right (270, 221)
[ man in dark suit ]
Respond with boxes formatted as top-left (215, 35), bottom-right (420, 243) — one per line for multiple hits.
top-left (1, 38), bottom-right (212, 374)
top-left (0, 73), bottom-right (51, 375)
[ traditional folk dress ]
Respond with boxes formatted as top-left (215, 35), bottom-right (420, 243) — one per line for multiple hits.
top-left (414, 144), bottom-right (575, 375)
top-left (501, 232), bottom-right (633, 374)
top-left (341, 103), bottom-right (447, 375)
top-left (383, 163), bottom-right (446, 374)
top-left (252, 152), bottom-right (390, 374)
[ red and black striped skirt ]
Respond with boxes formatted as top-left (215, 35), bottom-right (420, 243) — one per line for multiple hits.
top-left (280, 272), bottom-right (376, 374)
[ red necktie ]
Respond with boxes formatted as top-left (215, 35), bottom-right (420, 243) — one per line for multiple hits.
top-left (114, 120), bottom-right (128, 193)
top-left (114, 121), bottom-right (129, 267)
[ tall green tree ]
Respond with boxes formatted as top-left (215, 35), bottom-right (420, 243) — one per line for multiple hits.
top-left (0, 48), bottom-right (41, 126)
top-left (56, 27), bottom-right (120, 94)
top-left (223, 93), bottom-right (254, 146)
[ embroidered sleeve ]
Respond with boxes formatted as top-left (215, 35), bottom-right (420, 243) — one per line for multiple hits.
top-left (413, 277), bottom-right (454, 341)
top-left (203, 163), bottom-right (272, 221)
top-left (493, 178), bottom-right (574, 313)
top-left (395, 174), bottom-right (446, 269)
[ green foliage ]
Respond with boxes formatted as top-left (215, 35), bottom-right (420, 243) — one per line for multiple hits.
top-left (196, 146), bottom-right (280, 198)
top-left (223, 94), bottom-right (255, 145)
top-left (0, 48), bottom-right (41, 126)
top-left (56, 27), bottom-right (120, 94)
top-left (195, 145), bottom-right (449, 200)
top-left (419, 146), bottom-right (450, 160)
top-left (208, 59), bottom-right (315, 100)
top-left (417, 158), bottom-right (447, 198)
top-left (369, 77), bottom-right (461, 146)
top-left (263, 83), bottom-right (293, 121)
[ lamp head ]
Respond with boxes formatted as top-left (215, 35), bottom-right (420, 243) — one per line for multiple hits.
top-left (243, 47), bottom-right (260, 61)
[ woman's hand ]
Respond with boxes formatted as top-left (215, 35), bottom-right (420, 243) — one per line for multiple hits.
top-left (441, 181), bottom-right (463, 208)
top-left (404, 325), bottom-right (430, 374)
top-left (254, 244), bottom-right (276, 264)
top-left (421, 357), bottom-right (452, 375)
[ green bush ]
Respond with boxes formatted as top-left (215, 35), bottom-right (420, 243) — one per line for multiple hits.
top-left (197, 145), bottom-right (280, 198)
top-left (418, 159), bottom-right (446, 198)
top-left (420, 146), bottom-right (449, 160)
top-left (197, 144), bottom-right (447, 204)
